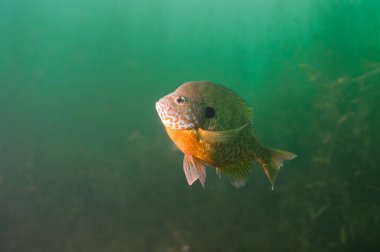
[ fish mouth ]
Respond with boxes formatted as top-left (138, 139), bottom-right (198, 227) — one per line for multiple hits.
top-left (155, 98), bottom-right (169, 123)
top-left (155, 99), bottom-right (167, 113)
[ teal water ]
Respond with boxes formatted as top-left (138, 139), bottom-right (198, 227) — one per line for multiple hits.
top-left (1, 0), bottom-right (380, 251)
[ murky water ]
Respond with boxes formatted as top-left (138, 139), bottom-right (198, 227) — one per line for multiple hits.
top-left (1, 0), bottom-right (379, 251)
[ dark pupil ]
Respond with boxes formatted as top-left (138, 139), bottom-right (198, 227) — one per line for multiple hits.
top-left (205, 106), bottom-right (215, 118)
top-left (176, 97), bottom-right (184, 103)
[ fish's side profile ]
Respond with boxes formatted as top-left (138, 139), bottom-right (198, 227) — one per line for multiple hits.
top-left (155, 81), bottom-right (296, 188)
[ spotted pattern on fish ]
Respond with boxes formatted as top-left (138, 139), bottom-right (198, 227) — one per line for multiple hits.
top-left (156, 101), bottom-right (194, 130)
top-left (155, 81), bottom-right (297, 188)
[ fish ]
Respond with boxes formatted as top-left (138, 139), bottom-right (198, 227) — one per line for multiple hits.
top-left (155, 81), bottom-right (296, 188)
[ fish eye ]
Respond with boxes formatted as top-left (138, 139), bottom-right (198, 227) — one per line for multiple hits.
top-left (174, 96), bottom-right (185, 105)
top-left (205, 106), bottom-right (215, 118)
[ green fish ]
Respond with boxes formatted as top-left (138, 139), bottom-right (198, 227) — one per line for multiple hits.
top-left (156, 81), bottom-right (296, 188)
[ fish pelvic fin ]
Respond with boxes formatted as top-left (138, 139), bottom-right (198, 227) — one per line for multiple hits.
top-left (260, 148), bottom-right (297, 190)
top-left (183, 154), bottom-right (207, 188)
top-left (198, 123), bottom-right (249, 143)
top-left (216, 160), bottom-right (252, 188)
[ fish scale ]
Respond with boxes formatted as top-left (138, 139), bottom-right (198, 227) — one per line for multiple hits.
top-left (156, 81), bottom-right (296, 188)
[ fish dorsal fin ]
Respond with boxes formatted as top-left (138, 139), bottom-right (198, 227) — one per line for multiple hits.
top-left (198, 123), bottom-right (249, 143)
top-left (216, 160), bottom-right (252, 188)
top-left (183, 154), bottom-right (207, 188)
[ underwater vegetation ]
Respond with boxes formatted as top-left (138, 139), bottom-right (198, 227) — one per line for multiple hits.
top-left (296, 62), bottom-right (380, 251)
top-left (291, 61), bottom-right (380, 251)
top-left (0, 0), bottom-right (379, 251)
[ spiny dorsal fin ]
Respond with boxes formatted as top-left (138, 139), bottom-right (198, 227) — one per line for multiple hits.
top-left (198, 123), bottom-right (249, 143)
top-left (216, 160), bottom-right (252, 188)
top-left (183, 154), bottom-right (207, 188)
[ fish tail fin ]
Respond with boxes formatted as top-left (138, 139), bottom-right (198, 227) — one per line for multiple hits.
top-left (260, 148), bottom-right (296, 190)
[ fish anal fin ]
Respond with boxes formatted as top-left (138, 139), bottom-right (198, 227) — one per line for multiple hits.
top-left (198, 123), bottom-right (249, 143)
top-left (216, 160), bottom-right (252, 188)
top-left (183, 154), bottom-right (207, 188)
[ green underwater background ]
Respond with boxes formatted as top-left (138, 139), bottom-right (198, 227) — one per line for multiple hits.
top-left (1, 0), bottom-right (380, 251)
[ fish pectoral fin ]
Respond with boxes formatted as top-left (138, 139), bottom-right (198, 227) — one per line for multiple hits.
top-left (183, 154), bottom-right (207, 188)
top-left (198, 123), bottom-right (249, 143)
top-left (216, 160), bottom-right (252, 188)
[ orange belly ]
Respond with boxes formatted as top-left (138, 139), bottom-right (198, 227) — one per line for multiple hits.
top-left (165, 127), bottom-right (213, 165)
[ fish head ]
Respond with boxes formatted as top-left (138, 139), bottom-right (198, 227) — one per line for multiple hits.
top-left (156, 90), bottom-right (199, 130)
top-left (156, 81), bottom-right (252, 131)
top-left (156, 82), bottom-right (216, 130)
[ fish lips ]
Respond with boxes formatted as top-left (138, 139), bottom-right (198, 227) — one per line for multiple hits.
top-left (155, 98), bottom-right (170, 123)
top-left (156, 98), bottom-right (167, 113)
